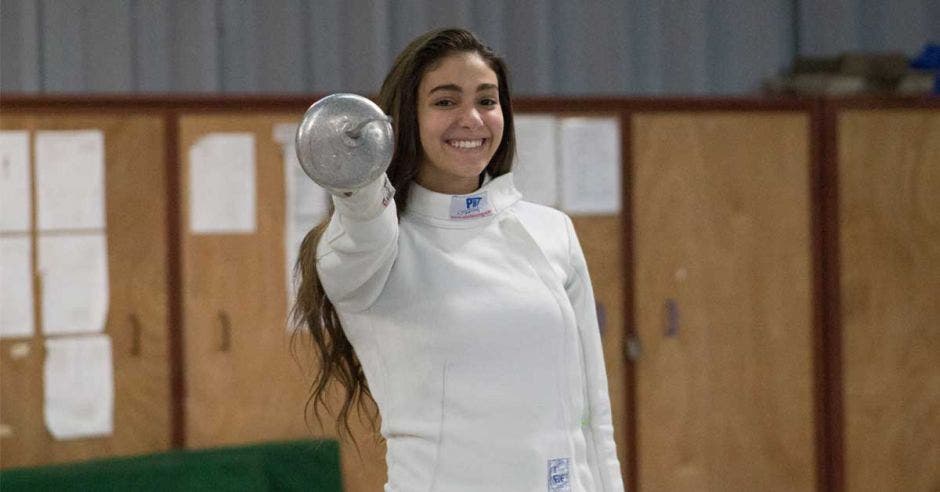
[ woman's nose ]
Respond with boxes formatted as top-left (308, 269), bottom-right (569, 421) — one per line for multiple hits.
top-left (458, 106), bottom-right (484, 128)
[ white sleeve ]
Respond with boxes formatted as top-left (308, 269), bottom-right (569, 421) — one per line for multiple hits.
top-left (315, 174), bottom-right (398, 313)
top-left (563, 216), bottom-right (624, 491)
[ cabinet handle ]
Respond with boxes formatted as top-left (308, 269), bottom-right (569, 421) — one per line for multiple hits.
top-left (664, 299), bottom-right (680, 338)
top-left (130, 314), bottom-right (142, 356)
top-left (218, 311), bottom-right (231, 352)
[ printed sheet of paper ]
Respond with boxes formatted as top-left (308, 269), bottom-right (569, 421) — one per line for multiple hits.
top-left (275, 123), bottom-right (330, 316)
top-left (189, 133), bottom-right (257, 234)
top-left (512, 115), bottom-right (559, 207)
top-left (44, 334), bottom-right (114, 440)
top-left (35, 131), bottom-right (106, 230)
top-left (1, 235), bottom-right (35, 338)
top-left (1, 131), bottom-right (32, 232)
top-left (38, 234), bottom-right (109, 336)
top-left (558, 117), bottom-right (622, 215)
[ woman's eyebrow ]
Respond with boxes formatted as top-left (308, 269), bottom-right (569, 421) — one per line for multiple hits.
top-left (428, 83), bottom-right (498, 94)
top-left (428, 83), bottom-right (462, 94)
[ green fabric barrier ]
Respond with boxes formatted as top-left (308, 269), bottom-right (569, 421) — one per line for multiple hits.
top-left (0, 439), bottom-right (342, 492)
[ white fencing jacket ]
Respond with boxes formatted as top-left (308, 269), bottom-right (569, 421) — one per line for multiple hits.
top-left (316, 172), bottom-right (624, 492)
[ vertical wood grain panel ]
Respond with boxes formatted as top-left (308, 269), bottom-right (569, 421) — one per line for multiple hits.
top-left (0, 336), bottom-right (43, 466)
top-left (178, 114), bottom-right (385, 492)
top-left (838, 109), bottom-right (940, 491)
top-left (178, 114), bottom-right (296, 446)
top-left (632, 112), bottom-right (815, 491)
top-left (0, 114), bottom-right (171, 468)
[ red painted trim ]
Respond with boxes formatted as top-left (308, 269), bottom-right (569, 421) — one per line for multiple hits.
top-left (816, 100), bottom-right (845, 492)
top-left (0, 94), bottom-right (324, 112)
top-left (619, 112), bottom-right (638, 492)
top-left (810, 100), bottom-right (828, 491)
top-left (164, 112), bottom-right (185, 449)
top-left (821, 96), bottom-right (940, 111)
top-left (515, 96), bottom-right (817, 113)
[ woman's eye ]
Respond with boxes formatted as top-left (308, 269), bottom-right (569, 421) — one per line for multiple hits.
top-left (479, 98), bottom-right (498, 107)
top-left (433, 99), bottom-right (455, 107)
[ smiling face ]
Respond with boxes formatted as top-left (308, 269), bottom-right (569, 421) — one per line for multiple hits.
top-left (416, 51), bottom-right (504, 195)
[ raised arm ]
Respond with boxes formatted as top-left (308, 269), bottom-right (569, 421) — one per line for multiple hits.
top-left (316, 174), bottom-right (399, 313)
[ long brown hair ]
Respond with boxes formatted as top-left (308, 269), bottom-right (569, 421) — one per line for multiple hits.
top-left (292, 28), bottom-right (516, 441)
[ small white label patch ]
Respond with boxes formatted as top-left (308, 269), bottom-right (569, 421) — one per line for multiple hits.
top-left (449, 192), bottom-right (492, 220)
top-left (548, 458), bottom-right (571, 492)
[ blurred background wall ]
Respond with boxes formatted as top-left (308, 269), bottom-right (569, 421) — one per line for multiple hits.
top-left (2, 0), bottom-right (938, 96)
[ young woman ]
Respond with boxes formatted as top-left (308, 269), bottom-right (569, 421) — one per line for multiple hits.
top-left (294, 28), bottom-right (624, 491)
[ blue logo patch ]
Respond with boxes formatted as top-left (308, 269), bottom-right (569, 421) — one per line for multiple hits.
top-left (548, 458), bottom-right (571, 492)
top-left (465, 196), bottom-right (483, 209)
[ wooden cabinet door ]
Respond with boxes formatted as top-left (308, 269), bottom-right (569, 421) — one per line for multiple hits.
top-left (631, 112), bottom-right (815, 491)
top-left (177, 114), bottom-right (385, 492)
top-left (0, 114), bottom-right (171, 468)
top-left (838, 109), bottom-right (940, 491)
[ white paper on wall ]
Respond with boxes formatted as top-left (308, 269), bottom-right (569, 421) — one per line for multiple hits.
top-left (44, 334), bottom-right (114, 440)
top-left (35, 131), bottom-right (106, 230)
top-left (1, 131), bottom-right (32, 232)
top-left (512, 115), bottom-right (559, 207)
top-left (272, 122), bottom-right (298, 148)
top-left (189, 133), bottom-right (257, 234)
top-left (558, 117), bottom-right (622, 215)
top-left (274, 123), bottom-right (330, 319)
top-left (38, 233), bottom-right (110, 336)
top-left (0, 235), bottom-right (35, 338)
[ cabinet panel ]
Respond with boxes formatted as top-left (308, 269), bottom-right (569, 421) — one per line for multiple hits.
top-left (838, 110), bottom-right (940, 492)
top-left (0, 114), bottom-right (170, 468)
top-left (632, 112), bottom-right (815, 491)
top-left (177, 114), bottom-right (385, 492)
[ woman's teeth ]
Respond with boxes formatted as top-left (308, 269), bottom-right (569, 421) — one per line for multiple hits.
top-left (448, 139), bottom-right (484, 149)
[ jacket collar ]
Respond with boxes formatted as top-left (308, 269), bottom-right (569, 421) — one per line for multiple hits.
top-left (405, 172), bottom-right (522, 228)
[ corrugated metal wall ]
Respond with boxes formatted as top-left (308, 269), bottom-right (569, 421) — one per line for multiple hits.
top-left (1, 0), bottom-right (937, 95)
